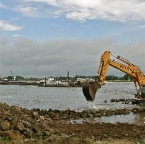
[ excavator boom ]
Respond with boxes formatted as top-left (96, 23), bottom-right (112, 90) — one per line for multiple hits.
top-left (82, 51), bottom-right (145, 102)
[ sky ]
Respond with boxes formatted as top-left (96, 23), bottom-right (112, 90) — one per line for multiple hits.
top-left (0, 0), bottom-right (145, 78)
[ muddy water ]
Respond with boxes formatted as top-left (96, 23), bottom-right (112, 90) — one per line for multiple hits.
top-left (69, 112), bottom-right (145, 126)
top-left (0, 82), bottom-right (145, 125)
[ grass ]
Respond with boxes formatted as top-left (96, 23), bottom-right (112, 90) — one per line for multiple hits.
top-left (0, 137), bottom-right (10, 144)
top-left (133, 139), bottom-right (145, 144)
top-left (0, 137), bottom-right (145, 144)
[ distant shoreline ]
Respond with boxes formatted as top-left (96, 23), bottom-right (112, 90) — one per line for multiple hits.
top-left (0, 80), bottom-right (133, 86)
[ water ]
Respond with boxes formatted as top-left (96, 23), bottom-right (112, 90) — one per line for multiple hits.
top-left (0, 85), bottom-right (85, 110)
top-left (68, 112), bottom-right (145, 126)
top-left (0, 82), bottom-right (144, 125)
top-left (0, 82), bottom-right (136, 110)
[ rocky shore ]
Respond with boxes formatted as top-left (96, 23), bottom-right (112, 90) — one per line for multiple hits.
top-left (0, 102), bottom-right (145, 144)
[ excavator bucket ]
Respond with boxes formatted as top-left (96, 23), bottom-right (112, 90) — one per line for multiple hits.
top-left (82, 83), bottom-right (100, 101)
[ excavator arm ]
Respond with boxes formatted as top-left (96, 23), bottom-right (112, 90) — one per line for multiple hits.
top-left (82, 51), bottom-right (145, 101)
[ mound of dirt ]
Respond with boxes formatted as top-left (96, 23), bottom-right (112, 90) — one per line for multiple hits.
top-left (0, 102), bottom-right (145, 144)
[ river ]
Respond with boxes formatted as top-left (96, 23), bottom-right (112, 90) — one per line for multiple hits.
top-left (0, 82), bottom-right (144, 125)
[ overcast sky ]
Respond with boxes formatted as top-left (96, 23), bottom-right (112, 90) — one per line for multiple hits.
top-left (0, 0), bottom-right (145, 78)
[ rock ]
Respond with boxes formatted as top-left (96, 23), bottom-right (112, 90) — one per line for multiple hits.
top-left (41, 120), bottom-right (51, 130)
top-left (43, 135), bottom-right (56, 143)
top-left (16, 123), bottom-right (25, 132)
top-left (53, 131), bottom-right (61, 136)
top-left (32, 111), bottom-right (39, 118)
top-left (22, 120), bottom-right (31, 128)
top-left (42, 117), bottom-right (53, 125)
top-left (80, 113), bottom-right (87, 118)
top-left (32, 124), bottom-right (41, 133)
top-left (1, 102), bottom-right (145, 142)
top-left (43, 130), bottom-right (51, 137)
top-left (95, 113), bottom-right (101, 117)
top-left (110, 99), bottom-right (116, 102)
top-left (23, 128), bottom-right (33, 138)
top-left (40, 115), bottom-right (45, 120)
top-left (132, 108), bottom-right (139, 113)
top-left (125, 100), bottom-right (129, 104)
top-left (10, 122), bottom-right (17, 129)
top-left (0, 121), bottom-right (10, 131)
top-left (4, 130), bottom-right (23, 140)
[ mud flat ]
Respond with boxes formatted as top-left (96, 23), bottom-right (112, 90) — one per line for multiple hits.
top-left (0, 102), bottom-right (145, 143)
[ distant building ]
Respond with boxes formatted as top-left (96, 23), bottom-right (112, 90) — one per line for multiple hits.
top-left (39, 77), bottom-right (69, 86)
top-left (77, 78), bottom-right (94, 84)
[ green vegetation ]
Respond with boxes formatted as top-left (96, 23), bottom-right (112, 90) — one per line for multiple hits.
top-left (134, 139), bottom-right (145, 144)
top-left (7, 76), bottom-right (14, 81)
top-left (1, 73), bottom-right (133, 82)
top-left (0, 137), bottom-right (10, 143)
top-left (73, 74), bottom-right (133, 81)
top-left (0, 138), bottom-right (144, 144)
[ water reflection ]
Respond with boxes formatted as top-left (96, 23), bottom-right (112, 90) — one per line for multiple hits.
top-left (95, 112), bottom-right (145, 126)
top-left (69, 112), bottom-right (145, 126)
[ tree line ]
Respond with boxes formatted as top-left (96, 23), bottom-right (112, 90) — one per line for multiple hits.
top-left (3, 74), bottom-right (133, 81)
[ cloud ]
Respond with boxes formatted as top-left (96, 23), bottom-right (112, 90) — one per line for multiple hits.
top-left (15, 0), bottom-right (145, 22)
top-left (0, 20), bottom-right (22, 31)
top-left (0, 37), bottom-right (145, 77)
top-left (26, 0), bottom-right (57, 6)
top-left (16, 6), bottom-right (40, 17)
top-left (0, 2), bottom-right (5, 8)
top-left (13, 34), bottom-right (20, 37)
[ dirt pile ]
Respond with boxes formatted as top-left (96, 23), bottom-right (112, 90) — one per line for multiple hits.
top-left (0, 102), bottom-right (145, 143)
top-left (33, 106), bottom-right (145, 120)
top-left (0, 103), bottom-right (57, 140)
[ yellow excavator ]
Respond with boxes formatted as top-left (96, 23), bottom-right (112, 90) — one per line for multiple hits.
top-left (82, 51), bottom-right (145, 104)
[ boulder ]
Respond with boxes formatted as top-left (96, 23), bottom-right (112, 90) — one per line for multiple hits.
top-left (0, 121), bottom-right (10, 131)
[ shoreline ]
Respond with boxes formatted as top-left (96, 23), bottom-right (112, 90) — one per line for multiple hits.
top-left (0, 102), bottom-right (145, 144)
